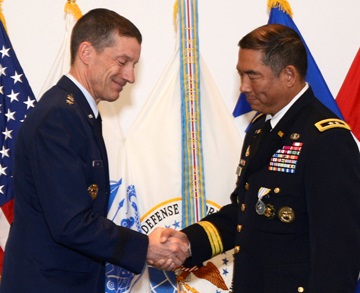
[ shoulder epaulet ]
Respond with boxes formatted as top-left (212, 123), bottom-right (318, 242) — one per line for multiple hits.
top-left (251, 113), bottom-right (265, 124)
top-left (314, 118), bottom-right (351, 132)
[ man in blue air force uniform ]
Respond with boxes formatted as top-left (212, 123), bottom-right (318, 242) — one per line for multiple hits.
top-left (175, 24), bottom-right (360, 292)
top-left (1, 8), bottom-right (189, 293)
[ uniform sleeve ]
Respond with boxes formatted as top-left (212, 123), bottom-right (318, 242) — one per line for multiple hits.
top-left (305, 129), bottom-right (360, 292)
top-left (182, 201), bottom-right (238, 267)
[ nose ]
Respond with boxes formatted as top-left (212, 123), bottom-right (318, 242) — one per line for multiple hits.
top-left (239, 75), bottom-right (251, 93)
top-left (123, 66), bottom-right (135, 84)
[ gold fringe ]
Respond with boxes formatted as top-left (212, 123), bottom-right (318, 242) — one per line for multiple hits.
top-left (0, 0), bottom-right (8, 33)
top-left (64, 0), bottom-right (82, 20)
top-left (267, 0), bottom-right (293, 18)
top-left (173, 0), bottom-right (178, 32)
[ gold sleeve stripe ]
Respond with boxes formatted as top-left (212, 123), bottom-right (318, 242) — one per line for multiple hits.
top-left (197, 221), bottom-right (223, 257)
top-left (315, 118), bottom-right (351, 132)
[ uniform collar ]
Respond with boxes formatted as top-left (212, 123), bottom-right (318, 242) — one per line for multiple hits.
top-left (66, 73), bottom-right (99, 118)
top-left (266, 82), bottom-right (309, 129)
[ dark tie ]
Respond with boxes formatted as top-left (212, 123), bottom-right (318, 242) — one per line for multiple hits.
top-left (95, 113), bottom-right (102, 135)
top-left (248, 119), bottom-right (272, 157)
top-left (262, 119), bottom-right (272, 133)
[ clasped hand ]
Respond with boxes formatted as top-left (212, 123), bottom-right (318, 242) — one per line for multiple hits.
top-left (146, 227), bottom-right (190, 271)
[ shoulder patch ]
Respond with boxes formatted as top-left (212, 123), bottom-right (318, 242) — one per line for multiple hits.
top-left (314, 118), bottom-right (351, 132)
top-left (251, 113), bottom-right (265, 124)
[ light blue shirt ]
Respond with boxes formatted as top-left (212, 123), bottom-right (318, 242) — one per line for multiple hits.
top-left (66, 73), bottom-right (99, 118)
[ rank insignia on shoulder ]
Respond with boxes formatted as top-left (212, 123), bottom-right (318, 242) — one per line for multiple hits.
top-left (315, 118), bottom-right (350, 132)
top-left (66, 94), bottom-right (75, 105)
top-left (88, 184), bottom-right (99, 200)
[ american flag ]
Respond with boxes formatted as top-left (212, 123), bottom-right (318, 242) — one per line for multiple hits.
top-left (0, 20), bottom-right (36, 274)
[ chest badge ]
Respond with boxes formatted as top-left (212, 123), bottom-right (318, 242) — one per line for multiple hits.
top-left (278, 206), bottom-right (295, 223)
top-left (88, 184), bottom-right (99, 200)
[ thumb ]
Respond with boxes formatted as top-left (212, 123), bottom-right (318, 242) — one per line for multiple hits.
top-left (160, 228), bottom-right (175, 244)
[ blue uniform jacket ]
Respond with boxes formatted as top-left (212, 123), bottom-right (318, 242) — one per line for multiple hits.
top-left (1, 76), bottom-right (148, 293)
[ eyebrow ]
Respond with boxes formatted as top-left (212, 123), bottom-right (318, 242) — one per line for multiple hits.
top-left (238, 69), bottom-right (261, 76)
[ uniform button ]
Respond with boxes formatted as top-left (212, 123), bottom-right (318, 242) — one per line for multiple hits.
top-left (234, 246), bottom-right (240, 254)
top-left (241, 204), bottom-right (246, 212)
top-left (298, 287), bottom-right (304, 292)
top-left (245, 183), bottom-right (250, 190)
top-left (274, 187), bottom-right (280, 194)
top-left (237, 225), bottom-right (242, 232)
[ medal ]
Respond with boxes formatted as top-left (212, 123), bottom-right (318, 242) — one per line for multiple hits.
top-left (256, 187), bottom-right (271, 215)
top-left (256, 200), bottom-right (266, 215)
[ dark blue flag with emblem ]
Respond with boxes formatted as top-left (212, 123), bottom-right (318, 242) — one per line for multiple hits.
top-left (0, 20), bottom-right (36, 273)
top-left (233, 0), bottom-right (343, 119)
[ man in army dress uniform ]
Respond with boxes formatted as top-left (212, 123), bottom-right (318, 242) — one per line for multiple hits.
top-left (168, 24), bottom-right (360, 292)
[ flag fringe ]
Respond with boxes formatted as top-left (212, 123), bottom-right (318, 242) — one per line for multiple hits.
top-left (64, 0), bottom-right (82, 20)
top-left (267, 0), bottom-right (293, 18)
top-left (0, 0), bottom-right (8, 33)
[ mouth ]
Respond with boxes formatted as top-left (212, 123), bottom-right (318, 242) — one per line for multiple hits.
top-left (113, 80), bottom-right (125, 93)
top-left (245, 95), bottom-right (257, 103)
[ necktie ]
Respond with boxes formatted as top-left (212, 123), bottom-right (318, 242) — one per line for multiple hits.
top-left (262, 119), bottom-right (272, 133)
top-left (95, 113), bottom-right (102, 135)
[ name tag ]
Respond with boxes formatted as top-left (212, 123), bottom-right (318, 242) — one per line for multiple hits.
top-left (92, 160), bottom-right (103, 168)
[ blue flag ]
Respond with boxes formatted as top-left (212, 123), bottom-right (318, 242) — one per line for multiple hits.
top-left (233, 4), bottom-right (343, 119)
top-left (0, 20), bottom-right (36, 270)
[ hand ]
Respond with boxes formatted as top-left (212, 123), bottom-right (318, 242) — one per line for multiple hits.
top-left (146, 227), bottom-right (190, 271)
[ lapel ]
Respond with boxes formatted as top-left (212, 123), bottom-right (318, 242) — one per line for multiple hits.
top-left (246, 87), bottom-right (315, 174)
top-left (56, 76), bottom-right (110, 188)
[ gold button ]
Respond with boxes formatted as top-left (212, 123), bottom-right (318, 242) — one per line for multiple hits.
top-left (234, 246), bottom-right (240, 254)
top-left (245, 183), bottom-right (250, 190)
top-left (298, 287), bottom-right (304, 293)
top-left (274, 187), bottom-right (280, 194)
top-left (241, 203), bottom-right (246, 212)
top-left (237, 225), bottom-right (242, 232)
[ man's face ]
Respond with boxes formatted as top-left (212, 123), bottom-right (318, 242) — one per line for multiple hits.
top-left (237, 48), bottom-right (288, 115)
top-left (87, 35), bottom-right (141, 104)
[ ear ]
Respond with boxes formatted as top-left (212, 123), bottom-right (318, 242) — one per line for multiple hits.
top-left (77, 42), bottom-right (94, 65)
top-left (282, 65), bottom-right (297, 87)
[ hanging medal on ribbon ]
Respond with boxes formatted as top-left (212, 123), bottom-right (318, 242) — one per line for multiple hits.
top-left (256, 187), bottom-right (271, 215)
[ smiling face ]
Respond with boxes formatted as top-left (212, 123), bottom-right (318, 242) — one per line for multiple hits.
top-left (84, 34), bottom-right (141, 104)
top-left (237, 48), bottom-right (294, 115)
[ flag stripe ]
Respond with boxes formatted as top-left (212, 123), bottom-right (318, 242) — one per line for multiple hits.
top-left (179, 0), bottom-right (206, 227)
top-left (336, 48), bottom-right (360, 141)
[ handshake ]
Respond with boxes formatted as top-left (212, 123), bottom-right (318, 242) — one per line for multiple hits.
top-left (146, 227), bottom-right (190, 271)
